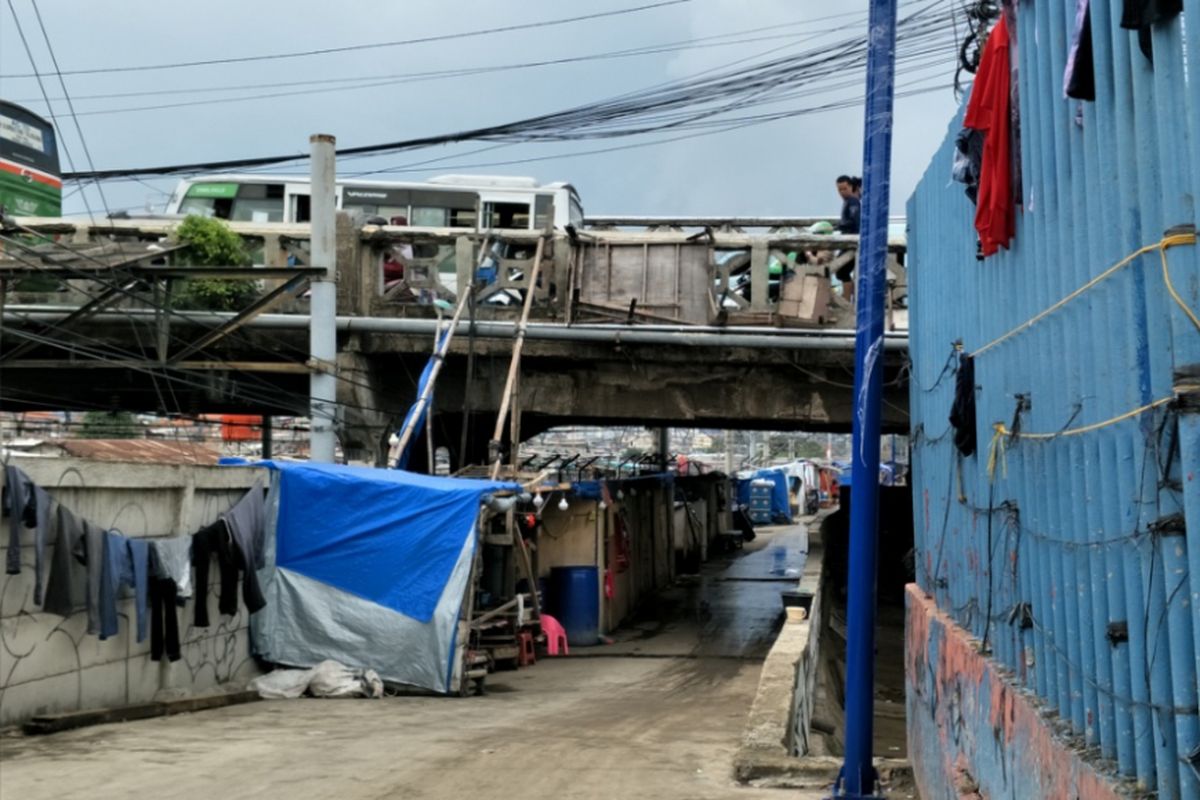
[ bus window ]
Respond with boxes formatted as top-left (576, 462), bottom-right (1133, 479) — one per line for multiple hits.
top-left (534, 194), bottom-right (554, 231)
top-left (411, 206), bottom-right (447, 227)
top-left (482, 201), bottom-right (531, 230)
top-left (449, 207), bottom-right (477, 228)
top-left (342, 187), bottom-right (410, 222)
top-left (179, 182), bottom-right (237, 219)
top-left (232, 183), bottom-right (284, 222)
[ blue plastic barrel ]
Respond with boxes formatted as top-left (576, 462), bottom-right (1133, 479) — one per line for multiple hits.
top-left (549, 566), bottom-right (599, 646)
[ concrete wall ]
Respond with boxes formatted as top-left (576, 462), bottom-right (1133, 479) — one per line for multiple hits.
top-left (0, 458), bottom-right (266, 727)
top-left (906, 586), bottom-right (1133, 799)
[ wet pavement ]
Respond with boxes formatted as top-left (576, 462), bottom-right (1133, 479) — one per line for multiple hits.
top-left (0, 522), bottom-right (823, 800)
top-left (593, 524), bottom-right (809, 660)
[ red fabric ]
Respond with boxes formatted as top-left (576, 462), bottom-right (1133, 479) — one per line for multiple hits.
top-left (963, 16), bottom-right (1015, 257)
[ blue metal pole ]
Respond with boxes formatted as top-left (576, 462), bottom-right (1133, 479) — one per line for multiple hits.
top-left (837, 0), bottom-right (897, 795)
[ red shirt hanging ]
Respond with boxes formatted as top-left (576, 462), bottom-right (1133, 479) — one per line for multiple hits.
top-left (963, 16), bottom-right (1016, 258)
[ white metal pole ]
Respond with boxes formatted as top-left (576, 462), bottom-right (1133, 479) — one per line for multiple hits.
top-left (309, 133), bottom-right (337, 463)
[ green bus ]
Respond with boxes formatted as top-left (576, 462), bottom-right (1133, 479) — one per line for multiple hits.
top-left (0, 100), bottom-right (62, 217)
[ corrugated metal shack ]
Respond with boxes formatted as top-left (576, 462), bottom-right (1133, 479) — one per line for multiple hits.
top-left (906, 1), bottom-right (1199, 797)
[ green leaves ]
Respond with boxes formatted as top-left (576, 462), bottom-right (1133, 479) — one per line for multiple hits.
top-left (172, 215), bottom-right (259, 311)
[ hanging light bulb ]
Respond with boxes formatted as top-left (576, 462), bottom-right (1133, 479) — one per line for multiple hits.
top-left (558, 496), bottom-right (570, 512)
top-left (598, 500), bottom-right (608, 510)
top-left (533, 493), bottom-right (544, 509)
top-left (616, 489), bottom-right (624, 500)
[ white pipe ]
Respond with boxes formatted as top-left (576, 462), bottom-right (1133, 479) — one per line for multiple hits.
top-left (308, 134), bottom-right (337, 463)
top-left (3, 306), bottom-right (908, 351)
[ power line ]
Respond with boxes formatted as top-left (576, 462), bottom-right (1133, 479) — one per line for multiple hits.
top-left (0, 0), bottom-right (694, 78)
top-left (61, 3), bottom-right (957, 182)
top-left (3, 0), bottom-right (96, 223)
top-left (27, 0), bottom-right (112, 217)
top-left (10, 15), bottom-right (870, 107)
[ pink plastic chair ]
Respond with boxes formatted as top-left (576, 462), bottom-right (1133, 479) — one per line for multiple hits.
top-left (540, 613), bottom-right (569, 656)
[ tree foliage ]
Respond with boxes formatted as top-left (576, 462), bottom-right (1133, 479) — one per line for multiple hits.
top-left (79, 411), bottom-right (140, 439)
top-left (172, 215), bottom-right (259, 311)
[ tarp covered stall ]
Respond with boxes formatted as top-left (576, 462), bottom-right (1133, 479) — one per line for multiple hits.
top-left (250, 461), bottom-right (518, 694)
top-left (734, 468), bottom-right (793, 525)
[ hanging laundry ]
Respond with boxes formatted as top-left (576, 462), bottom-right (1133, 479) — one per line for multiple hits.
top-left (220, 479), bottom-right (267, 615)
top-left (1065, 0), bottom-right (1096, 101)
top-left (41, 505), bottom-right (108, 634)
top-left (963, 16), bottom-right (1016, 258)
top-left (4, 465), bottom-right (53, 603)
top-left (191, 482), bottom-right (268, 627)
top-left (949, 353), bottom-right (978, 458)
top-left (148, 545), bottom-right (181, 662)
top-left (192, 519), bottom-right (237, 627)
top-left (951, 128), bottom-right (985, 204)
top-left (1121, 0), bottom-right (1182, 62)
top-left (150, 536), bottom-right (193, 599)
top-left (98, 532), bottom-right (150, 642)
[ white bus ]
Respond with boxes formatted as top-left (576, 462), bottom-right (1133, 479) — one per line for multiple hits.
top-left (164, 173), bottom-right (584, 231)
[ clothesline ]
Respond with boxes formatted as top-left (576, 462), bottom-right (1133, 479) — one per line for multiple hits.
top-left (970, 232), bottom-right (1197, 358)
top-left (3, 465), bottom-right (267, 661)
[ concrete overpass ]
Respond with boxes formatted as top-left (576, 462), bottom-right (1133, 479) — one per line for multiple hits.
top-left (0, 216), bottom-right (909, 464)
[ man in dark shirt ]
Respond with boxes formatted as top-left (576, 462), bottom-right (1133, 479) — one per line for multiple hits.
top-left (834, 175), bottom-right (862, 302)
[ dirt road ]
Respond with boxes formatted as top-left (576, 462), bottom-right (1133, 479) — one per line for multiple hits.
top-left (1, 527), bottom-right (822, 800)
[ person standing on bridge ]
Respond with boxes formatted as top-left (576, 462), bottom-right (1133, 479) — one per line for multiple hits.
top-left (834, 175), bottom-right (862, 303)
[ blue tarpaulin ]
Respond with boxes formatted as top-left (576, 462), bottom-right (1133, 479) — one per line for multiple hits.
top-left (735, 468), bottom-right (793, 524)
top-left (393, 329), bottom-right (448, 470)
top-left (250, 461), bottom-right (519, 693)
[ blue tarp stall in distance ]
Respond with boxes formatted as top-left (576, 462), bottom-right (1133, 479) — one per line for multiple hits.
top-left (250, 461), bottom-right (519, 694)
top-left (735, 468), bottom-right (793, 524)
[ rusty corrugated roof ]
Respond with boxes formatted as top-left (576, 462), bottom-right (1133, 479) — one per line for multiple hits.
top-left (55, 439), bottom-right (221, 465)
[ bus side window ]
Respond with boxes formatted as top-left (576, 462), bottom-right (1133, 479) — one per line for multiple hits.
top-left (482, 201), bottom-right (531, 230)
top-left (233, 183), bottom-right (284, 223)
top-left (534, 194), bottom-right (554, 231)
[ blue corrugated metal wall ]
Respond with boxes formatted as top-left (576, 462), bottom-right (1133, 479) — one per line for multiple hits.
top-left (907, 0), bottom-right (1200, 796)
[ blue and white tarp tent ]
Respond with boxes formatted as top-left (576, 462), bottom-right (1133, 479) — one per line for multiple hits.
top-left (251, 461), bottom-right (518, 694)
top-left (735, 468), bottom-right (793, 524)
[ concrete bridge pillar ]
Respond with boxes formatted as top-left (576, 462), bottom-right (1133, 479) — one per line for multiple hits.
top-left (336, 345), bottom-right (395, 466)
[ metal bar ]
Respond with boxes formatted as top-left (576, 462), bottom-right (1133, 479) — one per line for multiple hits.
top-left (0, 266), bottom-right (324, 280)
top-left (2, 307), bottom-right (910, 351)
top-left (167, 273), bottom-right (310, 364)
top-left (261, 415), bottom-right (273, 459)
top-left (2, 278), bottom-right (139, 361)
top-left (0, 359), bottom-right (310, 372)
top-left (837, 0), bottom-right (897, 795)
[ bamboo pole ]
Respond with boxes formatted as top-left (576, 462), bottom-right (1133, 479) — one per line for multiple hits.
top-left (488, 235), bottom-right (546, 481)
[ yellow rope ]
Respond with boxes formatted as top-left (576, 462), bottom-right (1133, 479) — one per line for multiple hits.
top-left (1161, 237), bottom-right (1200, 332)
top-left (970, 233), bottom-right (1197, 358)
top-left (984, 388), bottom-right (1200, 482)
top-left (993, 395), bottom-right (1174, 441)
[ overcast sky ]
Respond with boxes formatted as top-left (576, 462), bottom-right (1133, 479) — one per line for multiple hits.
top-left (0, 0), bottom-right (964, 220)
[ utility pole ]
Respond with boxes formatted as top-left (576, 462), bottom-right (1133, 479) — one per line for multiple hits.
top-left (837, 0), bottom-right (898, 795)
top-left (309, 134), bottom-right (337, 463)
